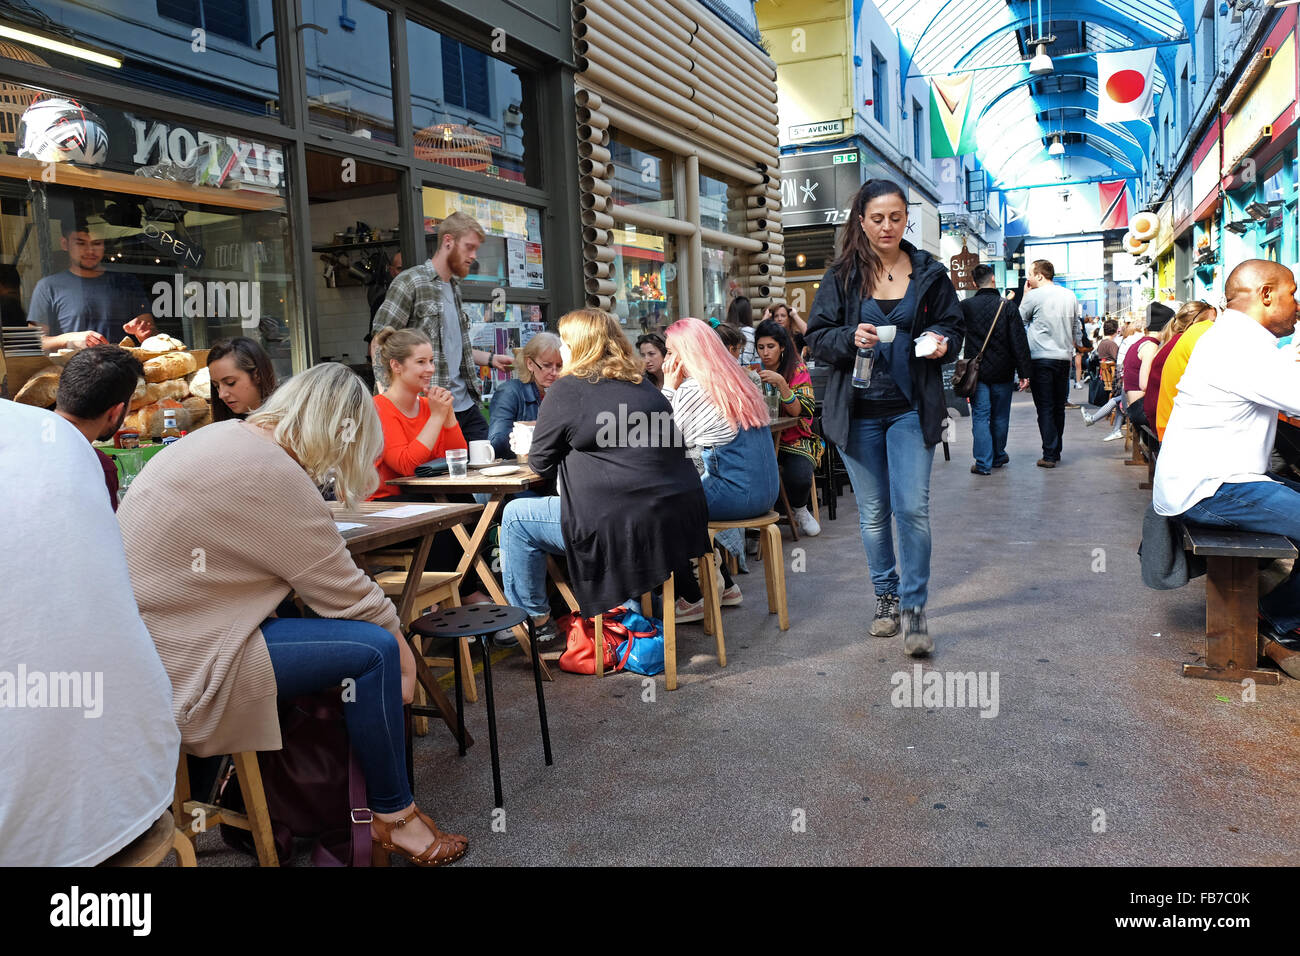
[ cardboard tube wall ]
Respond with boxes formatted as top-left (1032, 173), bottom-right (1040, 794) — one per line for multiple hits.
top-left (576, 106), bottom-right (609, 130)
top-left (578, 142), bottom-right (611, 165)
top-left (575, 88), bottom-right (602, 111)
top-left (610, 203), bottom-right (695, 235)
top-left (582, 226), bottom-right (609, 245)
top-left (584, 260), bottom-right (610, 279)
top-left (582, 209), bottom-right (614, 230)
top-left (581, 175), bottom-right (613, 197)
top-left (585, 242), bottom-right (615, 262)
top-left (585, 277), bottom-right (616, 296)
top-left (580, 192), bottom-right (608, 211)
top-left (579, 159), bottom-right (608, 179)
top-left (699, 226), bottom-right (762, 252)
top-left (597, 101), bottom-right (763, 185)
top-left (586, 293), bottom-right (613, 310)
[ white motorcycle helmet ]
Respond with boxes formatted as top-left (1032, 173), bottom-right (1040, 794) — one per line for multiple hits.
top-left (17, 97), bottom-right (109, 166)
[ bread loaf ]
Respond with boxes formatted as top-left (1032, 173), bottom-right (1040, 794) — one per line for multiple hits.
top-left (182, 396), bottom-right (212, 430)
top-left (188, 366), bottom-right (211, 400)
top-left (143, 351), bottom-right (196, 383)
top-left (122, 398), bottom-right (187, 438)
top-left (14, 367), bottom-right (61, 407)
top-left (128, 377), bottom-right (150, 410)
top-left (139, 333), bottom-right (186, 352)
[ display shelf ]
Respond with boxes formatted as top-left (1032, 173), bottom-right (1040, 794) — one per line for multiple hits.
top-left (0, 156), bottom-right (285, 212)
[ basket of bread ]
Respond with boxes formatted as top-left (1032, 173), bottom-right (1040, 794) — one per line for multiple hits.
top-left (120, 334), bottom-right (213, 437)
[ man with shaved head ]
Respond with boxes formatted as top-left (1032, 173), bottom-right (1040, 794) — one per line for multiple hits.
top-left (1153, 260), bottom-right (1300, 672)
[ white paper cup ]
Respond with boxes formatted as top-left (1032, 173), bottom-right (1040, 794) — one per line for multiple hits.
top-left (876, 324), bottom-right (897, 344)
top-left (512, 421), bottom-right (535, 461)
top-left (469, 440), bottom-right (494, 465)
top-left (914, 335), bottom-right (938, 357)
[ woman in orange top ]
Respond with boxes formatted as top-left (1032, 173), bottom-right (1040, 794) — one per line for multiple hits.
top-left (371, 328), bottom-right (467, 499)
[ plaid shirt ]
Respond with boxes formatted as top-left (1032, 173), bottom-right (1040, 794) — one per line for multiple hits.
top-left (370, 262), bottom-right (480, 399)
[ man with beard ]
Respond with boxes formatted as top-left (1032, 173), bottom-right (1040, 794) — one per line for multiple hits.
top-left (369, 212), bottom-right (512, 441)
top-left (54, 345), bottom-right (144, 510)
top-left (30, 220), bottom-right (155, 352)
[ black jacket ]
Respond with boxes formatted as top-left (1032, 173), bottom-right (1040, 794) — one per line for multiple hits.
top-left (528, 375), bottom-right (710, 617)
top-left (805, 241), bottom-right (965, 448)
top-left (959, 288), bottom-right (1033, 384)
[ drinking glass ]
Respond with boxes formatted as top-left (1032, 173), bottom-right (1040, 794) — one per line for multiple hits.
top-left (447, 448), bottom-right (468, 478)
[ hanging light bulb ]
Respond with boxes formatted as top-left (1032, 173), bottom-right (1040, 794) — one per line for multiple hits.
top-left (1048, 135), bottom-right (1065, 157)
top-left (1028, 42), bottom-right (1054, 75)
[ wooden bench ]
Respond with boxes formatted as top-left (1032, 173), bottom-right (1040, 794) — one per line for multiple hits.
top-left (1179, 522), bottom-right (1296, 685)
top-left (1133, 423), bottom-right (1160, 490)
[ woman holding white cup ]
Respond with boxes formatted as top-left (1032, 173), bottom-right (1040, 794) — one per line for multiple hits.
top-left (804, 179), bottom-right (964, 658)
top-left (488, 332), bottom-right (562, 461)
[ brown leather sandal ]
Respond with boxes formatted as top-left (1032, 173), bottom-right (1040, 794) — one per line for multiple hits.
top-left (371, 807), bottom-right (468, 867)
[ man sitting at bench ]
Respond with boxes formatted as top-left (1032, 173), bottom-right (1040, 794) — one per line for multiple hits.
top-left (1153, 259), bottom-right (1300, 647)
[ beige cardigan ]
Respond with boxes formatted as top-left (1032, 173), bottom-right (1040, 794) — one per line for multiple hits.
top-left (118, 421), bottom-right (401, 756)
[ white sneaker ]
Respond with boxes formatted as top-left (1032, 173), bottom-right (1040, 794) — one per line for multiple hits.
top-left (1102, 429), bottom-right (1124, 442)
top-left (674, 596), bottom-right (705, 623)
top-left (720, 583), bottom-right (743, 607)
top-left (793, 506), bottom-right (821, 537)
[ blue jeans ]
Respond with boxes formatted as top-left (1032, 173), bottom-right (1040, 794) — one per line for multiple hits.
top-left (501, 495), bottom-right (567, 619)
top-left (838, 410), bottom-right (935, 608)
top-left (970, 380), bottom-right (1014, 471)
top-left (261, 617), bottom-right (410, 813)
top-left (1182, 474), bottom-right (1300, 633)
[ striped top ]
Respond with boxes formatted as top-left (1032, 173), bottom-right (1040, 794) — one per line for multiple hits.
top-left (662, 378), bottom-right (738, 472)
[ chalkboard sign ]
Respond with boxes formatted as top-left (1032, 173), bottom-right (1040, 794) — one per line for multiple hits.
top-left (950, 239), bottom-right (978, 291)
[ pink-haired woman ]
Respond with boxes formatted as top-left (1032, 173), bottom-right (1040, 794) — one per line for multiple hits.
top-left (662, 317), bottom-right (780, 616)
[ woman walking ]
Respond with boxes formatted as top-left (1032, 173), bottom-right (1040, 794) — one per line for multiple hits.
top-left (805, 179), bottom-right (964, 656)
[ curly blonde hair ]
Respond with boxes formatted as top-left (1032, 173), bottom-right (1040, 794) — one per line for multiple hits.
top-left (557, 309), bottom-right (643, 384)
top-left (245, 363), bottom-right (383, 506)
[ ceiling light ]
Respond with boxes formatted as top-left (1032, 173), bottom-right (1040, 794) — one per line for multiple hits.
top-left (1048, 136), bottom-right (1066, 157)
top-left (1028, 43), bottom-right (1054, 75)
top-left (0, 22), bottom-right (122, 68)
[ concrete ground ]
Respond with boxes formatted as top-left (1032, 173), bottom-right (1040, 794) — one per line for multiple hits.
top-left (193, 389), bottom-right (1300, 866)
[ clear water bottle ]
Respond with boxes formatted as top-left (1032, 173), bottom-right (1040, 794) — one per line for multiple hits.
top-left (852, 346), bottom-right (875, 389)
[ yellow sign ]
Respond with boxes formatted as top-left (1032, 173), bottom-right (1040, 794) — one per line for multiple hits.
top-left (1223, 34), bottom-right (1296, 170)
top-left (611, 228), bottom-right (664, 253)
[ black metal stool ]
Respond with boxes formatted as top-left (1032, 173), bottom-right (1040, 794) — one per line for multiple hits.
top-left (410, 604), bottom-right (553, 808)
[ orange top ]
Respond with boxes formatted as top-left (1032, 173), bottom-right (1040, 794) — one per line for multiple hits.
top-left (371, 394), bottom-right (467, 499)
top-left (1155, 319), bottom-right (1214, 441)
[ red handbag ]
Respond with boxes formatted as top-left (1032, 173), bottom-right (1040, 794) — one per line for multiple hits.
top-left (558, 612), bottom-right (636, 675)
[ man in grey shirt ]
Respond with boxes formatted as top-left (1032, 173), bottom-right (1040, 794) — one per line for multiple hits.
top-left (1018, 258), bottom-right (1081, 468)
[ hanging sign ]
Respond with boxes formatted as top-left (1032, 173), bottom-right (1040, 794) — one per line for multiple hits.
top-left (950, 239), bottom-right (979, 291)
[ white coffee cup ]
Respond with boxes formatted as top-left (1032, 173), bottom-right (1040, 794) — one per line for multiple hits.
top-left (511, 421), bottom-right (535, 460)
top-left (876, 324), bottom-right (897, 344)
top-left (469, 440), bottom-right (494, 465)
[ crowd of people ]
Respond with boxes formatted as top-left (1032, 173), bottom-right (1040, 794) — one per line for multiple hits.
top-left (7, 176), bottom-right (1299, 868)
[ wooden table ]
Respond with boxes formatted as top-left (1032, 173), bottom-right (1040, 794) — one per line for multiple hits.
top-left (331, 500), bottom-right (482, 748)
top-left (387, 468), bottom-right (553, 675)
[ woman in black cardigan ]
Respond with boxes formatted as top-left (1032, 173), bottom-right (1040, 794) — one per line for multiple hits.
top-left (499, 308), bottom-right (710, 641)
top-left (805, 179), bottom-right (964, 658)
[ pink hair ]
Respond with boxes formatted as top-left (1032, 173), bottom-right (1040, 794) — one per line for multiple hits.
top-left (665, 317), bottom-right (768, 430)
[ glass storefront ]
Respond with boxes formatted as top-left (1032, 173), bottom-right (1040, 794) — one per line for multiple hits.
top-left (609, 225), bottom-right (677, 332)
top-left (407, 21), bottom-right (538, 185)
top-left (303, 0), bottom-right (395, 143)
top-left (609, 131), bottom-right (673, 218)
top-left (699, 170), bottom-right (746, 235)
top-left (0, 83), bottom-right (296, 379)
top-left (702, 243), bottom-right (742, 324)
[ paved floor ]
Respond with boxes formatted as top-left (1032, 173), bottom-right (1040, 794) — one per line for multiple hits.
top-left (194, 390), bottom-right (1300, 866)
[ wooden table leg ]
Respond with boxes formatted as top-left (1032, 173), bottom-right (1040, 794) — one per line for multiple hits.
top-left (1183, 555), bottom-right (1282, 685)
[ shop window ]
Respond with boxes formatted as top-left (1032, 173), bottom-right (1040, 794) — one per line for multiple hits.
top-left (871, 47), bottom-right (887, 129)
top-left (421, 185), bottom-right (543, 290)
top-left (156, 0), bottom-right (252, 46)
top-left (306, 151), bottom-right (400, 373)
top-left (469, 302), bottom-right (547, 401)
top-left (699, 170), bottom-right (746, 235)
top-left (303, 0), bottom-right (394, 143)
top-left (408, 21), bottom-right (538, 185)
top-left (912, 99), bottom-right (924, 161)
top-left (702, 243), bottom-right (742, 325)
top-left (0, 0), bottom-right (279, 117)
top-left (610, 225), bottom-right (677, 332)
top-left (609, 131), bottom-right (674, 219)
top-left (0, 86), bottom-right (297, 379)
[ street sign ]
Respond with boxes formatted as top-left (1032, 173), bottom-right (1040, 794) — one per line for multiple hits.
top-left (789, 120), bottom-right (845, 140)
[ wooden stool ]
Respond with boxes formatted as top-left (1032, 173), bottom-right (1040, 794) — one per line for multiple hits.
top-left (98, 810), bottom-right (194, 867)
top-left (708, 512), bottom-right (789, 632)
top-left (173, 751), bottom-right (278, 866)
top-left (627, 549), bottom-right (726, 691)
top-left (375, 569), bottom-right (476, 728)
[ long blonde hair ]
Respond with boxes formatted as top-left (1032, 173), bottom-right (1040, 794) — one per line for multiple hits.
top-left (246, 363), bottom-right (383, 507)
top-left (1160, 300), bottom-right (1216, 345)
top-left (557, 309), bottom-right (642, 384)
top-left (518, 332), bottom-right (562, 384)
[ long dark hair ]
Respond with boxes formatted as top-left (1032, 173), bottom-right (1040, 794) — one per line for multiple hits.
top-left (753, 318), bottom-right (799, 383)
top-left (831, 179), bottom-right (909, 300)
top-left (724, 295), bottom-right (753, 330)
top-left (208, 336), bottom-right (277, 421)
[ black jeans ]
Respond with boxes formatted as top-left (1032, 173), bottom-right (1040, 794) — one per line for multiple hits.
top-left (778, 451), bottom-right (815, 509)
top-left (1029, 359), bottom-right (1071, 461)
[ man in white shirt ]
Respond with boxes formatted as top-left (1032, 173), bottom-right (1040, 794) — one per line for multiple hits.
top-left (1018, 258), bottom-right (1081, 467)
top-left (0, 400), bottom-right (180, 864)
top-left (1153, 259), bottom-right (1300, 644)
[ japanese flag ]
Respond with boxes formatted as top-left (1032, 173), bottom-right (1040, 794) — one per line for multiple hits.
top-left (1097, 49), bottom-right (1156, 124)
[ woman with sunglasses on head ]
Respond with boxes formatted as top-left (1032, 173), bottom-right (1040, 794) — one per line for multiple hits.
top-left (488, 332), bottom-right (563, 461)
top-left (805, 179), bottom-right (964, 658)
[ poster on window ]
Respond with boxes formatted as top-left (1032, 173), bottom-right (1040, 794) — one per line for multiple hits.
top-left (507, 238), bottom-right (527, 286)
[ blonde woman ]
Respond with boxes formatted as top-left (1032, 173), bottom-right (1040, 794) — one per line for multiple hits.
top-left (499, 309), bottom-right (710, 641)
top-left (488, 331), bottom-right (562, 460)
top-left (119, 363), bottom-right (468, 867)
